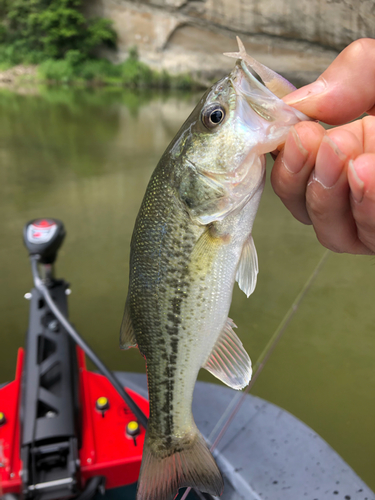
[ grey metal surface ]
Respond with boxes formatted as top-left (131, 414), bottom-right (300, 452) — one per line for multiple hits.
top-left (118, 372), bottom-right (374, 500)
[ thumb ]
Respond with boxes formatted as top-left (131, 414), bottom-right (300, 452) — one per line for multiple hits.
top-left (283, 38), bottom-right (375, 125)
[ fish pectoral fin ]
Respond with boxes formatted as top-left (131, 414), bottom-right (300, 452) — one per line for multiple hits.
top-left (119, 298), bottom-right (137, 349)
top-left (236, 234), bottom-right (258, 298)
top-left (203, 318), bottom-right (252, 390)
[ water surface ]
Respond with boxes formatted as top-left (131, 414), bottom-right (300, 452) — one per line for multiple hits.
top-left (0, 87), bottom-right (374, 489)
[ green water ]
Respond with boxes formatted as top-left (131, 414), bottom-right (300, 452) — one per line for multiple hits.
top-left (0, 87), bottom-right (374, 490)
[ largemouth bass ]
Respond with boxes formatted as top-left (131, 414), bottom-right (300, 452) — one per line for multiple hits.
top-left (120, 38), bottom-right (308, 500)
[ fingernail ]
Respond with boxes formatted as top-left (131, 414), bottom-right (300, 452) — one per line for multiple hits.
top-left (283, 127), bottom-right (309, 174)
top-left (314, 135), bottom-right (347, 188)
top-left (284, 79), bottom-right (327, 105)
top-left (348, 159), bottom-right (364, 203)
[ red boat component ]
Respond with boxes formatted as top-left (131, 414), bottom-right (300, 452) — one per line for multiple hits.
top-left (0, 348), bottom-right (23, 495)
top-left (77, 348), bottom-right (149, 490)
top-left (0, 347), bottom-right (149, 495)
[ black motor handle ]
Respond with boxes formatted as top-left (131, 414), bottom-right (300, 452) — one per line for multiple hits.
top-left (23, 218), bottom-right (66, 264)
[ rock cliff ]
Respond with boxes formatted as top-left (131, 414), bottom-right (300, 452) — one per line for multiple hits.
top-left (84, 0), bottom-right (375, 85)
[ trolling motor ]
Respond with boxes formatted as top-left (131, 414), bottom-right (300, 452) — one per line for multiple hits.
top-left (23, 220), bottom-right (148, 429)
top-left (21, 219), bottom-right (81, 500)
top-left (0, 218), bottom-right (149, 500)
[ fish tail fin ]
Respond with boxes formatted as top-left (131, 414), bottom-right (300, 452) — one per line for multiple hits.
top-left (136, 430), bottom-right (223, 500)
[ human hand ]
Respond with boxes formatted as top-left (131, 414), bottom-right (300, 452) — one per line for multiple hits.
top-left (271, 38), bottom-right (375, 254)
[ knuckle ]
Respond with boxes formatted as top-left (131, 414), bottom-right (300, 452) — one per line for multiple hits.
top-left (315, 224), bottom-right (362, 254)
top-left (356, 214), bottom-right (375, 234)
top-left (357, 230), bottom-right (375, 254)
top-left (315, 232), bottom-right (343, 253)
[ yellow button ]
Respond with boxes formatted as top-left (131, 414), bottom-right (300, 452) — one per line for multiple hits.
top-left (126, 420), bottom-right (140, 437)
top-left (96, 397), bottom-right (109, 410)
top-left (128, 421), bottom-right (138, 432)
top-left (0, 412), bottom-right (5, 425)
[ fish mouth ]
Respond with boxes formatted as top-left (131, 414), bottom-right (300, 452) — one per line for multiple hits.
top-left (230, 60), bottom-right (274, 98)
top-left (230, 60), bottom-right (279, 123)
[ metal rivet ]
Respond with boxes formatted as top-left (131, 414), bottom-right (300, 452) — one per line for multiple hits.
top-left (48, 320), bottom-right (59, 331)
top-left (24, 293), bottom-right (32, 300)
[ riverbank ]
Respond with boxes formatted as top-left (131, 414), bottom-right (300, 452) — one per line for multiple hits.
top-left (0, 65), bottom-right (38, 91)
top-left (0, 57), bottom-right (204, 94)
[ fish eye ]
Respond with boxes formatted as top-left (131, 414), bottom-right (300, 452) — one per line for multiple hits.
top-left (202, 105), bottom-right (226, 129)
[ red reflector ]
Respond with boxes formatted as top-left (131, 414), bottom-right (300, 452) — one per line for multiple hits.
top-left (34, 219), bottom-right (54, 228)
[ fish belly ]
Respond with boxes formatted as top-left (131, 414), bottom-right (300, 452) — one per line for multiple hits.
top-left (127, 166), bottom-right (259, 500)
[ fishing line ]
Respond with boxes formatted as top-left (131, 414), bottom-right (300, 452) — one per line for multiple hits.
top-left (181, 249), bottom-right (329, 500)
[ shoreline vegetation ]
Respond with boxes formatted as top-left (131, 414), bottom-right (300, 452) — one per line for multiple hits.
top-left (0, 47), bottom-right (204, 91)
top-left (0, 0), bottom-right (203, 91)
top-left (38, 48), bottom-right (203, 90)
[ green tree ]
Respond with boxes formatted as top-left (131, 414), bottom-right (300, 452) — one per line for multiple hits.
top-left (0, 0), bottom-right (116, 63)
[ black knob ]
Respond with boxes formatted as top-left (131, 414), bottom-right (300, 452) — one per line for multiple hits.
top-left (23, 218), bottom-right (66, 264)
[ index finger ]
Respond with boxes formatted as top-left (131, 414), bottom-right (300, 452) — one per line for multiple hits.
top-left (283, 38), bottom-right (375, 125)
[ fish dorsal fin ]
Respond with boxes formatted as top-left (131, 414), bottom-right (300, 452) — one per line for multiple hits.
top-left (119, 298), bottom-right (137, 349)
top-left (203, 318), bottom-right (252, 390)
top-left (224, 36), bottom-right (296, 98)
top-left (236, 234), bottom-right (258, 298)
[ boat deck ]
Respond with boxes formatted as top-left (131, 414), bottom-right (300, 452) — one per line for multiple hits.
top-left (119, 372), bottom-right (374, 500)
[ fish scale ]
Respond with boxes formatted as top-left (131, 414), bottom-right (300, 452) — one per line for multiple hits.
top-left (130, 166), bottom-right (202, 445)
top-left (120, 39), bottom-right (309, 500)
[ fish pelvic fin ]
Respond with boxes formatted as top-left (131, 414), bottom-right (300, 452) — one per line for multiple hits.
top-left (136, 430), bottom-right (223, 500)
top-left (203, 318), bottom-right (252, 390)
top-left (119, 297), bottom-right (137, 349)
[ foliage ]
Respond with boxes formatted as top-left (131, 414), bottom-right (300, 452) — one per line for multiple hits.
top-left (0, 1), bottom-right (201, 89)
top-left (38, 51), bottom-right (202, 90)
top-left (0, 0), bottom-right (116, 64)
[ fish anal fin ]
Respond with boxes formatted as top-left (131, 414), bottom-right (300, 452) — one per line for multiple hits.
top-left (203, 318), bottom-right (252, 390)
top-left (120, 297), bottom-right (137, 350)
top-left (137, 431), bottom-right (223, 500)
top-left (236, 234), bottom-right (258, 298)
